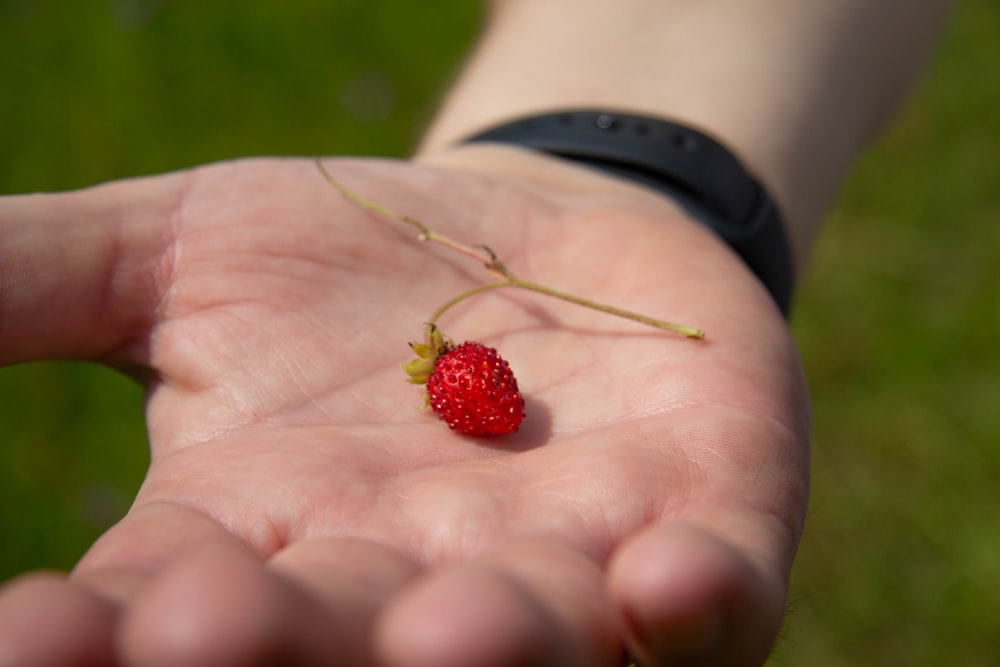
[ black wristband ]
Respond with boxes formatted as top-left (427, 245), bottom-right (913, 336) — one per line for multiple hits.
top-left (460, 110), bottom-right (794, 316)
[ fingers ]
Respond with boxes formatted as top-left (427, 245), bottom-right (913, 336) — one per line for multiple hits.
top-left (120, 539), bottom-right (624, 667)
top-left (111, 536), bottom-right (623, 667)
top-left (0, 572), bottom-right (118, 667)
top-left (0, 503), bottom-right (276, 667)
top-left (97, 536), bottom-right (622, 667)
top-left (267, 538), bottom-right (422, 666)
top-left (607, 523), bottom-right (789, 667)
top-left (118, 540), bottom-right (416, 667)
top-left (117, 543), bottom-right (301, 667)
top-left (77, 505), bottom-right (420, 667)
top-left (26, 499), bottom-right (626, 666)
top-left (0, 174), bottom-right (184, 366)
top-left (376, 542), bottom-right (624, 667)
top-left (2, 528), bottom-right (784, 667)
top-left (75, 535), bottom-right (420, 667)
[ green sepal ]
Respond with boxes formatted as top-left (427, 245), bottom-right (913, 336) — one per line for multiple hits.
top-left (401, 325), bottom-right (452, 385)
top-left (402, 357), bottom-right (435, 384)
top-left (408, 342), bottom-right (433, 359)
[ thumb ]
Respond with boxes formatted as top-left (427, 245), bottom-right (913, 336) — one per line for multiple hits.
top-left (0, 172), bottom-right (187, 366)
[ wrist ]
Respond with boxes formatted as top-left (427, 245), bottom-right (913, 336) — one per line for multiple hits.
top-left (420, 0), bottom-right (950, 271)
top-left (449, 111), bottom-right (795, 315)
top-left (414, 142), bottom-right (790, 321)
top-left (421, 0), bottom-right (813, 262)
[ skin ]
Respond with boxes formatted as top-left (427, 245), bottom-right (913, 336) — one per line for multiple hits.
top-left (425, 0), bottom-right (953, 264)
top-left (0, 0), bottom-right (950, 664)
top-left (0, 151), bottom-right (806, 666)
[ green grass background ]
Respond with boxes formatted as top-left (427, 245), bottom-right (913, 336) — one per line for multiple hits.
top-left (1, 1), bottom-right (997, 664)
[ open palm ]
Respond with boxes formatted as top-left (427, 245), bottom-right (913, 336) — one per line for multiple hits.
top-left (0, 153), bottom-right (809, 666)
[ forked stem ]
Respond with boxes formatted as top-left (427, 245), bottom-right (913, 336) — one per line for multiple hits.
top-left (317, 159), bottom-right (705, 339)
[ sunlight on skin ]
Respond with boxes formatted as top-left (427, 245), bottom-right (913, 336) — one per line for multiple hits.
top-left (0, 154), bottom-right (807, 666)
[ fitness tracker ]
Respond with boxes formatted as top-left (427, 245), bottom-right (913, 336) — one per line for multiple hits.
top-left (460, 110), bottom-right (794, 316)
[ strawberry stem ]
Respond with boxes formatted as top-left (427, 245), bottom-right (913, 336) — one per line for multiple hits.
top-left (509, 277), bottom-right (705, 338)
top-left (317, 159), bottom-right (705, 339)
top-left (428, 282), bottom-right (511, 326)
top-left (317, 161), bottom-right (500, 270)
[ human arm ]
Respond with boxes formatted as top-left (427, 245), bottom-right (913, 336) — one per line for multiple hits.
top-left (419, 0), bottom-right (952, 266)
top-left (0, 1), bottom-right (951, 667)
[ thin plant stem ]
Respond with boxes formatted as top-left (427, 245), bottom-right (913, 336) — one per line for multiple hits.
top-left (428, 282), bottom-right (512, 326)
top-left (507, 277), bottom-right (705, 338)
top-left (317, 159), bottom-right (705, 339)
top-left (317, 159), bottom-right (497, 269)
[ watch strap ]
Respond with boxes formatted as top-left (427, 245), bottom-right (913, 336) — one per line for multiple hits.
top-left (460, 110), bottom-right (794, 315)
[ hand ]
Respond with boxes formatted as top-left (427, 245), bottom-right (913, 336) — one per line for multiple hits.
top-left (0, 150), bottom-right (809, 667)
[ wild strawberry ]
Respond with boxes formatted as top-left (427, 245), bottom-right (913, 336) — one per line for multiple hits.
top-left (403, 328), bottom-right (525, 437)
top-left (320, 165), bottom-right (704, 438)
top-left (426, 341), bottom-right (525, 436)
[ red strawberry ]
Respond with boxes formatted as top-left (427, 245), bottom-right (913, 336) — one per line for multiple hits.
top-left (402, 327), bottom-right (525, 437)
top-left (425, 341), bottom-right (525, 436)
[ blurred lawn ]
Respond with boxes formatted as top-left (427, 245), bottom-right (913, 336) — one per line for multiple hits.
top-left (1, 1), bottom-right (998, 665)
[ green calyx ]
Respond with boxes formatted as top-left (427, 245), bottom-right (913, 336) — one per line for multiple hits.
top-left (401, 325), bottom-right (452, 385)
